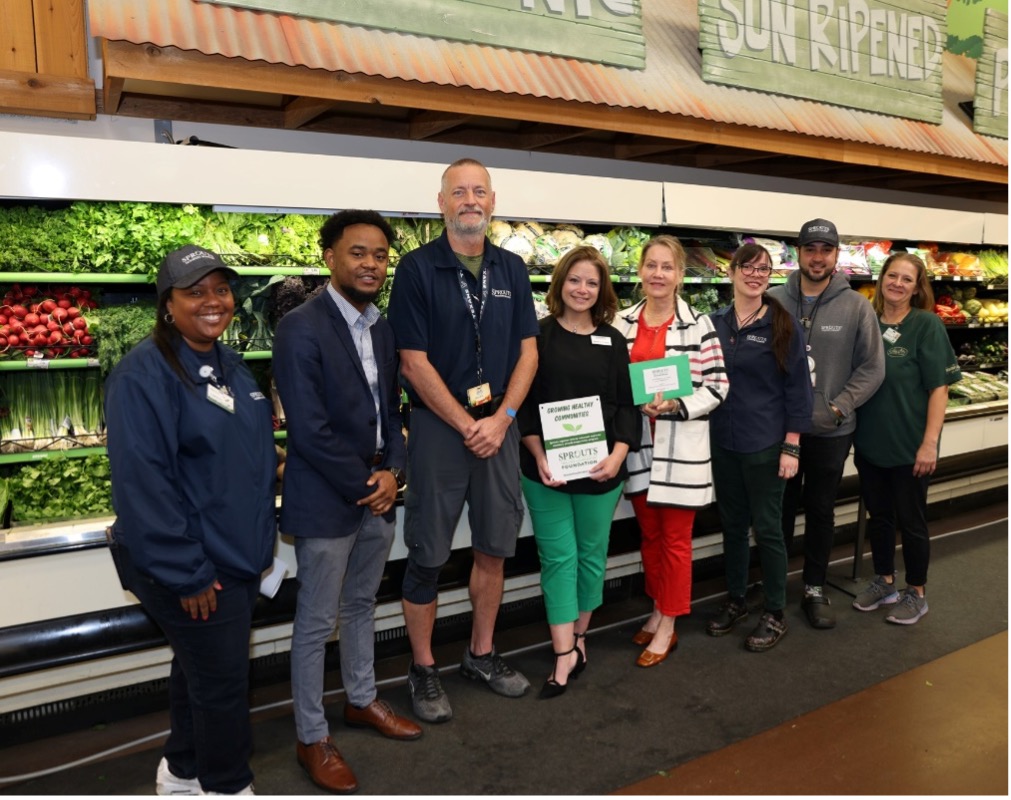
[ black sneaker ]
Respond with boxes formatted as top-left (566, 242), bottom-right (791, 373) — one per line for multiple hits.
top-left (706, 598), bottom-right (749, 637)
top-left (744, 612), bottom-right (787, 652)
top-left (407, 662), bottom-right (452, 723)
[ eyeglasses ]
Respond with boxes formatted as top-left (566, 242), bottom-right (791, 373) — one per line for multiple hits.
top-left (738, 263), bottom-right (772, 276)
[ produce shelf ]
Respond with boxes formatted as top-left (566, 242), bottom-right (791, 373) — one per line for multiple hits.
top-left (229, 266), bottom-right (330, 277)
top-left (0, 358), bottom-right (99, 371)
top-left (240, 350), bottom-right (273, 360)
top-left (0, 445), bottom-right (106, 466)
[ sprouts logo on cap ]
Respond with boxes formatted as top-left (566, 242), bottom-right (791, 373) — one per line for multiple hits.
top-left (181, 249), bottom-right (216, 265)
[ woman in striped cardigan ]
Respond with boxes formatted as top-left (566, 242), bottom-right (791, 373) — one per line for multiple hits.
top-left (614, 235), bottom-right (728, 667)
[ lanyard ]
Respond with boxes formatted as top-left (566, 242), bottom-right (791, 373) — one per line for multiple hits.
top-left (457, 265), bottom-right (490, 385)
top-left (797, 290), bottom-right (826, 346)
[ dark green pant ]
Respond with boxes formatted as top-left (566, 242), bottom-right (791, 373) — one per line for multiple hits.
top-left (711, 443), bottom-right (788, 611)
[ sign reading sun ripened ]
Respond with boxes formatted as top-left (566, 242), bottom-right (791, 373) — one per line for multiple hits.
top-left (698, 0), bottom-right (948, 124)
top-left (198, 0), bottom-right (645, 70)
top-left (973, 9), bottom-right (1009, 139)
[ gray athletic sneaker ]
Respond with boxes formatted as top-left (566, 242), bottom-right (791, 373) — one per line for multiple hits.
top-left (885, 587), bottom-right (928, 625)
top-left (852, 575), bottom-right (900, 611)
top-left (460, 647), bottom-right (530, 698)
top-left (407, 662), bottom-right (453, 723)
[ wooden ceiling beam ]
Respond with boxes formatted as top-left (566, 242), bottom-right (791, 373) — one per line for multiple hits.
top-left (284, 96), bottom-right (336, 129)
top-left (0, 68), bottom-right (95, 119)
top-left (409, 111), bottom-right (469, 140)
top-left (515, 126), bottom-right (591, 150)
top-left (99, 39), bottom-right (1008, 188)
top-left (614, 141), bottom-right (698, 159)
top-left (103, 75), bottom-right (124, 114)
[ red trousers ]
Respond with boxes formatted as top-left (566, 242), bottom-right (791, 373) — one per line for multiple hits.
top-left (630, 494), bottom-right (695, 618)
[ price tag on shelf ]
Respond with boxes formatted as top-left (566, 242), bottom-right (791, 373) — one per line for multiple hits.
top-left (302, 267), bottom-right (321, 276)
top-left (86, 358), bottom-right (100, 367)
top-left (26, 358), bottom-right (50, 370)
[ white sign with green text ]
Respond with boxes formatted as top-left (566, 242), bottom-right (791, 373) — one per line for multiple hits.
top-left (198, 0), bottom-right (645, 69)
top-left (540, 395), bottom-right (608, 482)
top-left (699, 0), bottom-right (948, 124)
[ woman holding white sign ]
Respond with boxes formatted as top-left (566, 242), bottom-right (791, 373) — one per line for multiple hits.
top-left (707, 243), bottom-right (812, 651)
top-left (615, 235), bottom-right (728, 668)
top-left (517, 246), bottom-right (640, 699)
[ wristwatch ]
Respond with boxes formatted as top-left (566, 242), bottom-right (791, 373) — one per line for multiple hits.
top-left (387, 467), bottom-right (407, 490)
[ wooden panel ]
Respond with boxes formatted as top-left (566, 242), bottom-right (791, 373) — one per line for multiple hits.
top-left (199, 0), bottom-right (645, 69)
top-left (973, 9), bottom-right (1008, 140)
top-left (0, 0), bottom-right (37, 73)
top-left (32, 0), bottom-right (88, 78)
top-left (699, 0), bottom-right (947, 124)
top-left (0, 69), bottom-right (95, 119)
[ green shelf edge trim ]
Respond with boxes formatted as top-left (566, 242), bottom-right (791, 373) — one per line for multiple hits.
top-left (0, 272), bottom-right (152, 284)
top-left (0, 445), bottom-right (107, 465)
top-left (0, 358), bottom-right (100, 371)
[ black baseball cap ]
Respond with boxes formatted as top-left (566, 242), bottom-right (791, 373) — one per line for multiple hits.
top-left (156, 245), bottom-right (237, 296)
top-left (797, 218), bottom-right (839, 248)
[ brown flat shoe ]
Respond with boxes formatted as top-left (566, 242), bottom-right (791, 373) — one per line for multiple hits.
top-left (635, 630), bottom-right (679, 668)
top-left (297, 736), bottom-right (359, 794)
top-left (632, 628), bottom-right (655, 646)
top-left (344, 698), bottom-right (423, 740)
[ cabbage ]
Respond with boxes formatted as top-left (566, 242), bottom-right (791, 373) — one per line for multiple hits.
top-left (581, 234), bottom-right (612, 263)
top-left (552, 230), bottom-right (581, 250)
top-left (531, 235), bottom-right (562, 266)
top-left (500, 233), bottom-right (535, 263)
top-left (554, 223), bottom-right (585, 238)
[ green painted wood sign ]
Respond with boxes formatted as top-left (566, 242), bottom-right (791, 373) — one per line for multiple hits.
top-left (973, 9), bottom-right (1009, 138)
top-left (198, 0), bottom-right (645, 70)
top-left (698, 0), bottom-right (947, 124)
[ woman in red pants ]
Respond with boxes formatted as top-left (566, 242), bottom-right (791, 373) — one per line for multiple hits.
top-left (614, 235), bottom-right (728, 667)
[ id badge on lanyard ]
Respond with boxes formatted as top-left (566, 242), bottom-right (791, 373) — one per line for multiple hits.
top-left (458, 267), bottom-right (493, 406)
top-left (200, 364), bottom-right (236, 413)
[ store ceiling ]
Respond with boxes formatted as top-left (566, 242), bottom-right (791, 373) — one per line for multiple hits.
top-left (87, 0), bottom-right (1008, 205)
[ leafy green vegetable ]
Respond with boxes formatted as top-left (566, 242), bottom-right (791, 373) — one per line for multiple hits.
top-left (8, 454), bottom-right (112, 522)
top-left (89, 303), bottom-right (158, 375)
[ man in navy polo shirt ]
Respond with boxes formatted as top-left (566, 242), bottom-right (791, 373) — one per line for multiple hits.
top-left (387, 158), bottom-right (539, 723)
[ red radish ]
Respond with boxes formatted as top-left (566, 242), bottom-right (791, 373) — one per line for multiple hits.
top-left (11, 305), bottom-right (27, 319)
top-left (40, 299), bottom-right (57, 313)
top-left (48, 330), bottom-right (62, 345)
top-left (0, 314), bottom-right (7, 325)
top-left (7, 335), bottom-right (19, 346)
top-left (72, 317), bottom-right (88, 330)
top-left (24, 312), bottom-right (40, 326)
top-left (57, 299), bottom-right (72, 309)
top-left (0, 336), bottom-right (7, 346)
top-left (22, 287), bottom-right (37, 297)
top-left (25, 348), bottom-right (36, 357)
top-left (62, 322), bottom-right (74, 335)
top-left (72, 329), bottom-right (86, 341)
top-left (51, 307), bottom-right (68, 322)
top-left (67, 306), bottom-right (80, 318)
top-left (9, 321), bottom-right (24, 335)
top-left (32, 324), bottom-right (48, 335)
top-left (82, 335), bottom-right (93, 345)
top-left (69, 287), bottom-right (81, 298)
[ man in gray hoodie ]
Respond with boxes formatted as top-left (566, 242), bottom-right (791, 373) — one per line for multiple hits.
top-left (767, 219), bottom-right (885, 630)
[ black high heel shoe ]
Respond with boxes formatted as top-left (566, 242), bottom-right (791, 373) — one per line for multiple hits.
top-left (539, 640), bottom-right (584, 700)
top-left (572, 632), bottom-right (587, 677)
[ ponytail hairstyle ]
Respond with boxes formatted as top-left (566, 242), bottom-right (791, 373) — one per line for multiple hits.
top-left (152, 288), bottom-right (194, 387)
top-left (729, 243), bottom-right (794, 373)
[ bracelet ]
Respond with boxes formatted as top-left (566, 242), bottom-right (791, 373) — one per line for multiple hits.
top-left (780, 442), bottom-right (801, 458)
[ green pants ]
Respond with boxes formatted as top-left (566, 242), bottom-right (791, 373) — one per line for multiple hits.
top-left (710, 443), bottom-right (788, 611)
top-left (521, 477), bottom-right (623, 626)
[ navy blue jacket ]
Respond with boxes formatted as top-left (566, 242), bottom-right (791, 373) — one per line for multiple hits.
top-left (106, 337), bottom-right (277, 597)
top-left (272, 290), bottom-right (405, 537)
top-left (708, 304), bottom-right (813, 454)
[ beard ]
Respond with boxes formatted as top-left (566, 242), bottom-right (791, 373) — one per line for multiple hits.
top-left (338, 282), bottom-right (380, 307)
top-left (446, 208), bottom-right (489, 237)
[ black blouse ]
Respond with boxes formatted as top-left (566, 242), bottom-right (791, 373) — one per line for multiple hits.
top-left (517, 316), bottom-right (641, 495)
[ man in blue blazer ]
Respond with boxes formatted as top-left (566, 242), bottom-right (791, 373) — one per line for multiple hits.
top-left (273, 210), bottom-right (421, 795)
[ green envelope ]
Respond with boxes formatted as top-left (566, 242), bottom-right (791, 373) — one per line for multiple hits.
top-left (628, 355), bottom-right (692, 405)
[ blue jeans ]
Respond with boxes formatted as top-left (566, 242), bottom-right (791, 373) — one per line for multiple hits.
top-left (116, 545), bottom-right (259, 794)
top-left (781, 433), bottom-right (853, 587)
top-left (290, 514), bottom-right (395, 744)
top-left (854, 452), bottom-right (931, 586)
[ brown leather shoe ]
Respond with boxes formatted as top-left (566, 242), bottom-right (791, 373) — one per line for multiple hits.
top-left (636, 630), bottom-right (679, 668)
top-left (631, 628), bottom-right (655, 646)
top-left (297, 737), bottom-right (359, 794)
top-left (344, 698), bottom-right (423, 741)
